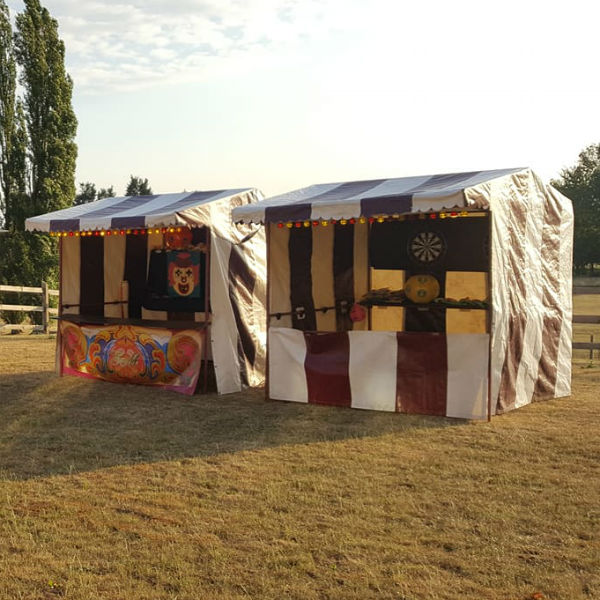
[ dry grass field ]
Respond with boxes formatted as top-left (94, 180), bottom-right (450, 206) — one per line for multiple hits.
top-left (0, 297), bottom-right (598, 599)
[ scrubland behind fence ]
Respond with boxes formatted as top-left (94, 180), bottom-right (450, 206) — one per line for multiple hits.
top-left (0, 283), bottom-right (59, 334)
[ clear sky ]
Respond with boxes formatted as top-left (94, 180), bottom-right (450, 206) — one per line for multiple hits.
top-left (6, 0), bottom-right (600, 197)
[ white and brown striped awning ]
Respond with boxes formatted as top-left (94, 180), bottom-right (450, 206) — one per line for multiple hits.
top-left (232, 168), bottom-right (524, 224)
top-left (25, 188), bottom-right (257, 233)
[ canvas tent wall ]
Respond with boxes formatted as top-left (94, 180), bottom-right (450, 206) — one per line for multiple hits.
top-left (232, 168), bottom-right (573, 418)
top-left (26, 188), bottom-right (266, 394)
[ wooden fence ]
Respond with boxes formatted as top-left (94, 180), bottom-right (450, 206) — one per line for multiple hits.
top-left (0, 283), bottom-right (598, 349)
top-left (572, 286), bottom-right (600, 358)
top-left (0, 283), bottom-right (59, 334)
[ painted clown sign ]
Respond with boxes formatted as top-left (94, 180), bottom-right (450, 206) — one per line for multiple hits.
top-left (167, 251), bottom-right (201, 298)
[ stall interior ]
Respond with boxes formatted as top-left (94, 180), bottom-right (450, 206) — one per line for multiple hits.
top-left (269, 212), bottom-right (490, 336)
top-left (367, 213), bottom-right (489, 334)
top-left (64, 225), bottom-right (210, 323)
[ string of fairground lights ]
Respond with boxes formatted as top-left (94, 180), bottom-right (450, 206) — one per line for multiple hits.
top-left (48, 226), bottom-right (187, 237)
top-left (275, 210), bottom-right (477, 229)
top-left (48, 210), bottom-right (482, 236)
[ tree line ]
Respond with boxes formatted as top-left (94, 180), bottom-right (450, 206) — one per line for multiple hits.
top-left (74, 175), bottom-right (153, 205)
top-left (551, 143), bottom-right (600, 273)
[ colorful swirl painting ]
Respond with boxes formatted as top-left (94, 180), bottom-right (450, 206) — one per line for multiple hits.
top-left (59, 321), bottom-right (204, 395)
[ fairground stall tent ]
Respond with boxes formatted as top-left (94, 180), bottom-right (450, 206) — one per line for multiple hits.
top-left (232, 168), bottom-right (573, 419)
top-left (26, 188), bottom-right (266, 395)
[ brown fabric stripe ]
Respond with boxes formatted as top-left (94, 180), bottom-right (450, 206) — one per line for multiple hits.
top-left (289, 227), bottom-right (317, 331)
top-left (533, 189), bottom-right (563, 398)
top-left (79, 236), bottom-right (104, 317)
top-left (496, 314), bottom-right (527, 412)
top-left (496, 199), bottom-right (528, 413)
top-left (228, 244), bottom-right (258, 386)
top-left (124, 234), bottom-right (148, 319)
top-left (304, 332), bottom-right (351, 406)
top-left (534, 316), bottom-right (562, 398)
top-left (72, 195), bottom-right (157, 221)
top-left (395, 332), bottom-right (447, 415)
top-left (333, 223), bottom-right (354, 331)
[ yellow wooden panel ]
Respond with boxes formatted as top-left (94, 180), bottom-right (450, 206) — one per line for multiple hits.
top-left (369, 269), bottom-right (404, 331)
top-left (445, 271), bottom-right (487, 301)
top-left (445, 272), bottom-right (488, 333)
top-left (446, 308), bottom-right (487, 333)
top-left (371, 268), bottom-right (404, 291)
top-left (372, 305), bottom-right (404, 331)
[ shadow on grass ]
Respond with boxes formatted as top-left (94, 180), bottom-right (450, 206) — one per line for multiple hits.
top-left (0, 369), bottom-right (462, 479)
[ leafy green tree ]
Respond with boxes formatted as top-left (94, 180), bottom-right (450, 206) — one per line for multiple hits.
top-left (15, 0), bottom-right (78, 217)
top-left (2, 100), bottom-right (29, 230)
top-left (0, 0), bottom-right (17, 228)
top-left (551, 143), bottom-right (600, 272)
top-left (74, 181), bottom-right (116, 205)
top-left (6, 99), bottom-right (32, 231)
top-left (74, 181), bottom-right (97, 205)
top-left (97, 185), bottom-right (115, 199)
top-left (126, 175), bottom-right (152, 196)
top-left (0, 0), bottom-right (77, 313)
top-left (0, 2), bottom-right (33, 322)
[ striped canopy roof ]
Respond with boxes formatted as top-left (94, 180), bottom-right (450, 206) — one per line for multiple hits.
top-left (233, 168), bottom-right (524, 224)
top-left (25, 188), bottom-right (256, 233)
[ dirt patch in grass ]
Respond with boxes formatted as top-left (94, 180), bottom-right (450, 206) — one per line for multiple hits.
top-left (0, 336), bottom-right (598, 599)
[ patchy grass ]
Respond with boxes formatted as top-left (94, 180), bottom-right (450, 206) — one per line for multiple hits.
top-left (0, 336), bottom-right (598, 600)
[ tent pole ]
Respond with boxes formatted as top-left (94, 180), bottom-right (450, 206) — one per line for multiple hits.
top-left (203, 229), bottom-right (211, 394)
top-left (367, 221), bottom-right (372, 331)
top-left (57, 236), bottom-right (64, 376)
top-left (265, 222), bottom-right (271, 402)
top-left (487, 212), bottom-right (493, 422)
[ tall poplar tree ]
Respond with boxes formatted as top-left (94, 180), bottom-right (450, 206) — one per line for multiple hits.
top-left (0, 0), bottom-right (77, 305)
top-left (0, 0), bottom-right (17, 228)
top-left (14, 0), bottom-right (77, 216)
top-left (3, 100), bottom-right (29, 229)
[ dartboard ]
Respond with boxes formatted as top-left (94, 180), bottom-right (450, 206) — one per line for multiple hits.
top-left (409, 231), bottom-right (445, 264)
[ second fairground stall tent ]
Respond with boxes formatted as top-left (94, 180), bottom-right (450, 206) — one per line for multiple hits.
top-left (232, 168), bottom-right (573, 419)
top-left (26, 188), bottom-right (266, 395)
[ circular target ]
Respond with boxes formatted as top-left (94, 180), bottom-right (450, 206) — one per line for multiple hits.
top-left (409, 231), bottom-right (445, 264)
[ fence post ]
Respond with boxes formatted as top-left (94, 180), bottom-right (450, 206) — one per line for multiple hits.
top-left (41, 280), bottom-right (49, 334)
